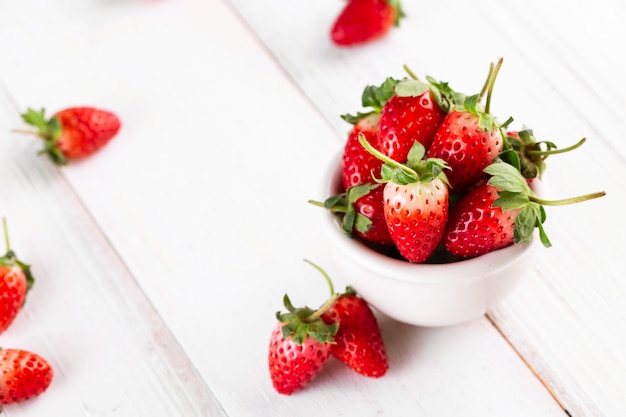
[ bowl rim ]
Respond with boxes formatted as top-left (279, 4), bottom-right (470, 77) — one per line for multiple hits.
top-left (321, 152), bottom-right (540, 285)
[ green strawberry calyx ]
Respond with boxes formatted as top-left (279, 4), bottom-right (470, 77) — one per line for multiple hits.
top-left (500, 129), bottom-right (587, 180)
top-left (397, 65), bottom-right (465, 114)
top-left (0, 218), bottom-right (34, 291)
top-left (484, 162), bottom-right (606, 247)
top-left (341, 77), bottom-right (399, 124)
top-left (384, 0), bottom-right (406, 26)
top-left (358, 133), bottom-right (449, 186)
top-left (17, 108), bottom-right (68, 165)
top-left (308, 183), bottom-right (380, 237)
top-left (276, 260), bottom-right (340, 345)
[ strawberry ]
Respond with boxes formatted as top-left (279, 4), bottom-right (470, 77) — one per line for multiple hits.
top-left (443, 182), bottom-right (520, 258)
top-left (342, 114), bottom-right (385, 188)
top-left (321, 287), bottom-right (388, 377)
top-left (18, 106), bottom-right (121, 165)
top-left (330, 0), bottom-right (405, 47)
top-left (376, 70), bottom-right (462, 163)
top-left (0, 348), bottom-right (53, 405)
top-left (360, 135), bottom-right (450, 263)
top-left (310, 183), bottom-right (393, 246)
top-left (428, 58), bottom-right (509, 192)
top-left (444, 162), bottom-right (606, 258)
top-left (268, 268), bottom-right (339, 395)
top-left (0, 219), bottom-right (34, 334)
top-left (341, 77), bottom-right (398, 188)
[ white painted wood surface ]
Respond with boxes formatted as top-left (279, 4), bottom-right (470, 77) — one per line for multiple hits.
top-left (0, 0), bottom-right (623, 416)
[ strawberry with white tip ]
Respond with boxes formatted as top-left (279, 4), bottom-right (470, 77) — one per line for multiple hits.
top-left (359, 134), bottom-right (450, 263)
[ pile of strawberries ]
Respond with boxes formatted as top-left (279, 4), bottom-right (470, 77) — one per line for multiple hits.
top-left (316, 58), bottom-right (605, 263)
top-left (0, 106), bottom-right (121, 407)
top-left (268, 261), bottom-right (388, 395)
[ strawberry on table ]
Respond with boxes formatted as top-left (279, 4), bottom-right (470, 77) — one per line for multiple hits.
top-left (428, 58), bottom-right (509, 193)
top-left (268, 270), bottom-right (339, 395)
top-left (321, 286), bottom-right (388, 378)
top-left (359, 135), bottom-right (450, 263)
top-left (0, 348), bottom-right (53, 405)
top-left (303, 261), bottom-right (388, 378)
top-left (0, 219), bottom-right (34, 334)
top-left (443, 162), bottom-right (606, 258)
top-left (17, 106), bottom-right (121, 165)
top-left (330, 0), bottom-right (405, 47)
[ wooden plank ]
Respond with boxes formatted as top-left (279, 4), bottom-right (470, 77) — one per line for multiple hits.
top-left (0, 87), bottom-right (225, 414)
top-left (0, 0), bottom-right (570, 415)
top-left (223, 0), bottom-right (626, 415)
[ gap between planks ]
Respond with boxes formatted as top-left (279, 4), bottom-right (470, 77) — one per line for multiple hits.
top-left (485, 314), bottom-right (571, 417)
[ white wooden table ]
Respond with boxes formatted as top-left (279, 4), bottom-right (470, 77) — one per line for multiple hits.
top-left (0, 0), bottom-right (624, 415)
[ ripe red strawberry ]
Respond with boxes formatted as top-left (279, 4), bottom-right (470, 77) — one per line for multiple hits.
top-left (0, 348), bottom-right (53, 405)
top-left (444, 162), bottom-right (606, 258)
top-left (443, 182), bottom-right (520, 258)
top-left (342, 114), bottom-right (385, 188)
top-left (310, 183), bottom-right (393, 246)
top-left (428, 59), bottom-right (508, 192)
top-left (330, 0), bottom-right (404, 47)
top-left (268, 280), bottom-right (338, 395)
top-left (0, 219), bottom-right (34, 334)
top-left (19, 106), bottom-right (121, 165)
top-left (360, 135), bottom-right (450, 263)
top-left (376, 72), bottom-right (461, 163)
top-left (341, 77), bottom-right (399, 188)
top-left (321, 287), bottom-right (388, 377)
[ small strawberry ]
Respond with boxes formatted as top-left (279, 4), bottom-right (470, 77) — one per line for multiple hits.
top-left (359, 134), bottom-right (450, 263)
top-left (0, 348), bottom-right (53, 405)
top-left (17, 107), bottom-right (121, 165)
top-left (341, 77), bottom-right (398, 188)
top-left (330, 0), bottom-right (405, 47)
top-left (268, 269), bottom-right (339, 395)
top-left (309, 183), bottom-right (394, 246)
top-left (502, 129), bottom-right (587, 181)
top-left (428, 58), bottom-right (510, 192)
top-left (443, 161), bottom-right (606, 258)
top-left (0, 219), bottom-right (34, 334)
top-left (376, 69), bottom-right (462, 163)
top-left (321, 287), bottom-right (388, 377)
top-left (303, 261), bottom-right (388, 378)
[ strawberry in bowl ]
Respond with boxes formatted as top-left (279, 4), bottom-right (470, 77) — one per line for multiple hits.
top-left (311, 59), bottom-right (606, 326)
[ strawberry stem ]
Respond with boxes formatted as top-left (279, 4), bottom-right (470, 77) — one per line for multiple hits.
top-left (304, 259), bottom-right (335, 295)
top-left (3, 218), bottom-right (10, 252)
top-left (527, 137), bottom-right (586, 157)
top-left (357, 133), bottom-right (418, 179)
top-left (11, 128), bottom-right (40, 137)
top-left (482, 57), bottom-right (503, 115)
top-left (530, 191), bottom-right (606, 206)
top-left (403, 65), bottom-right (419, 81)
top-left (302, 260), bottom-right (340, 322)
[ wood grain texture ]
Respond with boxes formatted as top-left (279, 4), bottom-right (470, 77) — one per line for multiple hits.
top-left (0, 58), bottom-right (225, 417)
top-left (0, 0), bottom-right (623, 415)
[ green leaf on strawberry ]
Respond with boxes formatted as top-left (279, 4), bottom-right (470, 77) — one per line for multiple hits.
top-left (276, 293), bottom-right (338, 345)
top-left (484, 161), bottom-right (606, 247)
top-left (342, 77), bottom-right (399, 124)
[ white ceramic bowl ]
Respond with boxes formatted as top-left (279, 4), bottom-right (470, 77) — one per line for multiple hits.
top-left (320, 154), bottom-right (539, 327)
